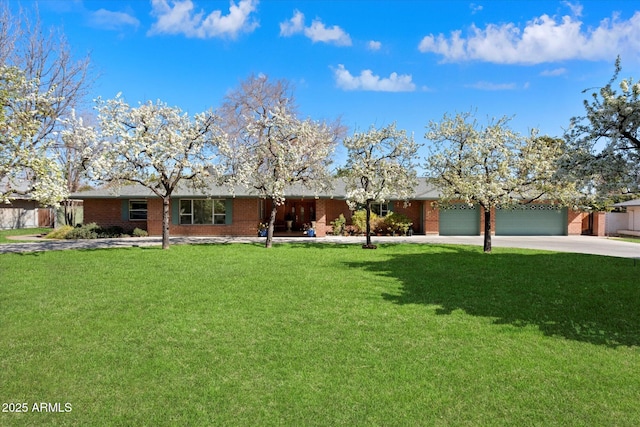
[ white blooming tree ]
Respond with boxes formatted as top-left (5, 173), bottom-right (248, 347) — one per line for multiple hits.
top-left (565, 57), bottom-right (640, 203)
top-left (1, 65), bottom-right (67, 205)
top-left (220, 74), bottom-right (343, 248)
top-left (1, 4), bottom-right (91, 207)
top-left (426, 112), bottom-right (576, 253)
top-left (58, 109), bottom-right (98, 193)
top-left (343, 123), bottom-right (420, 248)
top-left (91, 94), bottom-right (225, 249)
top-left (56, 109), bottom-right (99, 225)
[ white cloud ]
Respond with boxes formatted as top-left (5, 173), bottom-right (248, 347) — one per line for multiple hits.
top-left (466, 81), bottom-right (517, 90)
top-left (89, 9), bottom-right (140, 31)
top-left (279, 9), bottom-right (304, 36)
top-left (470, 3), bottom-right (483, 14)
top-left (563, 1), bottom-right (583, 18)
top-left (333, 64), bottom-right (416, 92)
top-left (148, 0), bottom-right (259, 39)
top-left (279, 10), bottom-right (352, 46)
top-left (368, 40), bottom-right (382, 51)
top-left (418, 10), bottom-right (640, 64)
top-left (540, 67), bottom-right (567, 76)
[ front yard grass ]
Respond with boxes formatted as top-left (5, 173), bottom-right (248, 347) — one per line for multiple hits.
top-left (0, 227), bottom-right (51, 243)
top-left (1, 243), bottom-right (639, 426)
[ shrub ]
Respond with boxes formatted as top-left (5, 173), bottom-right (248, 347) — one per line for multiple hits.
top-left (97, 226), bottom-right (126, 238)
top-left (329, 214), bottom-right (346, 236)
top-left (45, 225), bottom-right (74, 239)
top-left (384, 212), bottom-right (413, 235)
top-left (65, 223), bottom-right (101, 239)
top-left (351, 210), bottom-right (382, 235)
top-left (132, 227), bottom-right (148, 237)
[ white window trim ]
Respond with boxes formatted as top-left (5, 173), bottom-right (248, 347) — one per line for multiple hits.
top-left (179, 199), bottom-right (226, 225)
top-left (129, 200), bottom-right (148, 221)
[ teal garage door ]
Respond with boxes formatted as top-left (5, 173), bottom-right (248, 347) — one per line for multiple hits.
top-left (496, 205), bottom-right (567, 236)
top-left (439, 204), bottom-right (480, 235)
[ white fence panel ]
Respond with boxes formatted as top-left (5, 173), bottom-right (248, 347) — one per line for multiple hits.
top-left (605, 212), bottom-right (628, 236)
top-left (0, 207), bottom-right (38, 229)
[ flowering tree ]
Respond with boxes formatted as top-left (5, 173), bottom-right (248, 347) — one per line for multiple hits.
top-left (343, 123), bottom-right (420, 249)
top-left (56, 109), bottom-right (99, 225)
top-left (220, 74), bottom-right (343, 248)
top-left (0, 5), bottom-right (91, 205)
top-left (1, 65), bottom-right (67, 205)
top-left (57, 110), bottom-right (98, 193)
top-left (565, 57), bottom-right (640, 202)
top-left (426, 112), bottom-right (576, 253)
top-left (90, 94), bottom-right (225, 249)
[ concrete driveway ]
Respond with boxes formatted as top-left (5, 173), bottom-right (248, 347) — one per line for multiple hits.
top-left (1, 234), bottom-right (639, 258)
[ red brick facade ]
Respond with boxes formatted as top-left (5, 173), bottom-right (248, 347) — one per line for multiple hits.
top-left (82, 197), bottom-right (596, 237)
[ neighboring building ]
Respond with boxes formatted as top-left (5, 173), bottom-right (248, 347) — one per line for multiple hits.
top-left (1, 179), bottom-right (54, 229)
top-left (71, 178), bottom-right (591, 237)
top-left (610, 199), bottom-right (640, 237)
top-left (0, 197), bottom-right (54, 229)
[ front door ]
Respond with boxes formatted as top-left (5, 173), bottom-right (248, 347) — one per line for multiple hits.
top-left (291, 201), bottom-right (314, 231)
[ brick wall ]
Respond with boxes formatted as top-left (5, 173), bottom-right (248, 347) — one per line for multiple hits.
top-left (147, 198), bottom-right (261, 237)
top-left (479, 207), bottom-right (496, 235)
top-left (84, 196), bottom-right (590, 237)
top-left (423, 201), bottom-right (439, 234)
top-left (83, 199), bottom-right (147, 231)
top-left (568, 209), bottom-right (584, 236)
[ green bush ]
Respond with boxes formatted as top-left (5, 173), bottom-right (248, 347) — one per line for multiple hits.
top-left (97, 226), bottom-right (126, 238)
top-left (329, 214), bottom-right (346, 236)
top-left (132, 227), bottom-right (148, 237)
top-left (45, 225), bottom-right (74, 239)
top-left (384, 212), bottom-right (413, 235)
top-left (351, 210), bottom-right (381, 235)
top-left (65, 223), bottom-right (101, 239)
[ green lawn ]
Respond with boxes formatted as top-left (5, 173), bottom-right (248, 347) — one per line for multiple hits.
top-left (0, 227), bottom-right (52, 243)
top-left (1, 243), bottom-right (639, 426)
top-left (613, 236), bottom-right (640, 244)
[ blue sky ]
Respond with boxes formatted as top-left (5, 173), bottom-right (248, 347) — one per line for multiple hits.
top-left (20, 0), bottom-right (640, 168)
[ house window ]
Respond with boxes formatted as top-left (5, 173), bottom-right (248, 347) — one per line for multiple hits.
top-left (179, 199), bottom-right (226, 225)
top-left (371, 202), bottom-right (389, 217)
top-left (129, 200), bottom-right (147, 220)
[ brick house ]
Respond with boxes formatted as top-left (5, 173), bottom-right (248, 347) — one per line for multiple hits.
top-left (72, 178), bottom-right (594, 237)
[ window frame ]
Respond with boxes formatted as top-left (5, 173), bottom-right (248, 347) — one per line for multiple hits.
top-left (371, 202), bottom-right (389, 217)
top-left (179, 199), bottom-right (227, 225)
top-left (128, 200), bottom-right (148, 221)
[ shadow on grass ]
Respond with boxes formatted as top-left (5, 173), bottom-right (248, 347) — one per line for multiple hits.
top-left (345, 244), bottom-right (640, 348)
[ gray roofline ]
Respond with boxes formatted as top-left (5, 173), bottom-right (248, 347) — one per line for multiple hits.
top-left (72, 177), bottom-right (442, 201)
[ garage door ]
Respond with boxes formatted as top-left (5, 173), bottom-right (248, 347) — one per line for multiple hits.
top-left (439, 204), bottom-right (480, 235)
top-left (496, 205), bottom-right (567, 236)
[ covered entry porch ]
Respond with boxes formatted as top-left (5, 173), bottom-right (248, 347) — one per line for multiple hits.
top-left (263, 198), bottom-right (324, 235)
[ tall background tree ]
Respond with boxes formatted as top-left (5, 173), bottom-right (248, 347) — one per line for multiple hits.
top-left (343, 122), bottom-right (419, 249)
top-left (565, 56), bottom-right (640, 204)
top-left (56, 109), bottom-right (98, 225)
top-left (220, 74), bottom-right (344, 248)
top-left (0, 4), bottom-right (91, 205)
top-left (426, 112), bottom-right (576, 253)
top-left (1, 65), bottom-right (65, 205)
top-left (89, 94), bottom-right (225, 249)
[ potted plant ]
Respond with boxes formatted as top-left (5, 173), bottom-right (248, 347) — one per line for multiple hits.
top-left (257, 223), bottom-right (268, 237)
top-left (303, 223), bottom-right (315, 237)
top-left (285, 213), bottom-right (293, 231)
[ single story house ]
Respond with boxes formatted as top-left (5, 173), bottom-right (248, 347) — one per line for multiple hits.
top-left (0, 197), bottom-right (55, 230)
top-left (610, 199), bottom-right (640, 237)
top-left (0, 180), bottom-right (55, 229)
top-left (71, 178), bottom-right (595, 237)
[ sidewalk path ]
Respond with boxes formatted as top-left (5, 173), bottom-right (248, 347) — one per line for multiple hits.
top-left (1, 234), bottom-right (639, 258)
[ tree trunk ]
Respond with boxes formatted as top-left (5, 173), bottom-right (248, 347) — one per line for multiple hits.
top-left (162, 196), bottom-right (170, 250)
top-left (483, 207), bottom-right (492, 253)
top-left (363, 199), bottom-right (376, 249)
top-left (265, 203), bottom-right (278, 248)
